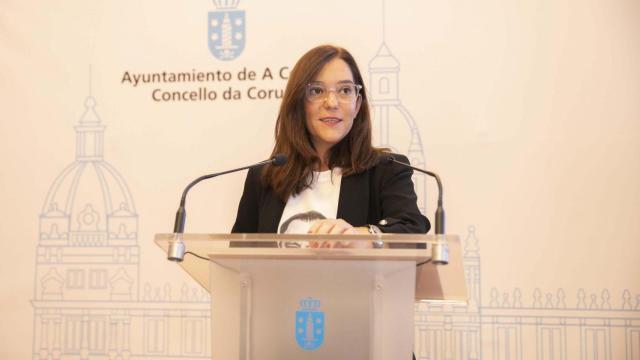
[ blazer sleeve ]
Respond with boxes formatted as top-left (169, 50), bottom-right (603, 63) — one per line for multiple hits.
top-left (376, 154), bottom-right (431, 234)
top-left (231, 166), bottom-right (260, 233)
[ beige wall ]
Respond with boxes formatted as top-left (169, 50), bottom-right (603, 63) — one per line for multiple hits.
top-left (1, 0), bottom-right (639, 358)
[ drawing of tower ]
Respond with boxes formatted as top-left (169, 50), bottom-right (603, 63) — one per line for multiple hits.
top-left (368, 2), bottom-right (640, 358)
top-left (32, 96), bottom-right (210, 360)
top-left (368, 42), bottom-right (428, 212)
top-left (33, 96), bottom-right (139, 359)
top-left (414, 226), bottom-right (482, 359)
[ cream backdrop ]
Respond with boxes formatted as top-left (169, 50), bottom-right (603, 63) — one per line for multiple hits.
top-left (1, 0), bottom-right (639, 359)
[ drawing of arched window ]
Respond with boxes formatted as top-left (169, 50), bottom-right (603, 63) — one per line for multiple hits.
top-left (183, 317), bottom-right (206, 355)
top-left (495, 325), bottom-right (520, 360)
top-left (581, 327), bottom-right (610, 360)
top-left (379, 77), bottom-right (389, 94)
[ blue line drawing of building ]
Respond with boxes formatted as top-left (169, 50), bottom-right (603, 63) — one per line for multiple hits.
top-left (412, 226), bottom-right (640, 360)
top-left (29, 56), bottom-right (640, 360)
top-left (369, 2), bottom-right (640, 356)
top-left (369, 41), bottom-right (428, 212)
top-left (414, 226), bottom-right (483, 359)
top-left (32, 96), bottom-right (211, 359)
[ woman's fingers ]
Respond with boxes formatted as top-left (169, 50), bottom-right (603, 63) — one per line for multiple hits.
top-left (304, 220), bottom-right (371, 248)
top-left (308, 219), bottom-right (353, 234)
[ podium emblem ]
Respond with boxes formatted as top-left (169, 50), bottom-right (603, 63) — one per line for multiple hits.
top-left (208, 8), bottom-right (245, 61)
top-left (295, 297), bottom-right (324, 351)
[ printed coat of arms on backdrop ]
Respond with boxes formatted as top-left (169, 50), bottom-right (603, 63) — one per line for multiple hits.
top-left (295, 297), bottom-right (325, 351)
top-left (208, 1), bottom-right (245, 61)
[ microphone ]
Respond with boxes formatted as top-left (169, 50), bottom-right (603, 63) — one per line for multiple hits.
top-left (383, 155), bottom-right (448, 264)
top-left (168, 154), bottom-right (287, 261)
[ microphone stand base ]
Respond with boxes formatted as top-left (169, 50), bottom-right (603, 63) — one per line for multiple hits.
top-left (168, 237), bottom-right (185, 262)
top-left (431, 236), bottom-right (449, 265)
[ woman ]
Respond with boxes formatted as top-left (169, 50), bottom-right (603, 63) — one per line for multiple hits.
top-left (232, 45), bottom-right (429, 239)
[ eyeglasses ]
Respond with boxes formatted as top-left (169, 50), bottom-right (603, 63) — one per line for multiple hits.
top-left (305, 82), bottom-right (363, 103)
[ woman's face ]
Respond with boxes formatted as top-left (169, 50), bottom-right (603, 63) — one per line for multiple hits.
top-left (304, 58), bottom-right (361, 159)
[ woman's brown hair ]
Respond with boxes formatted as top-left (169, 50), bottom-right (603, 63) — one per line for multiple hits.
top-left (263, 45), bottom-right (384, 200)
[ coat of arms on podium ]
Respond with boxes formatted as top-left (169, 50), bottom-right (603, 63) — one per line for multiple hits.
top-left (208, 0), bottom-right (245, 60)
top-left (295, 297), bottom-right (325, 351)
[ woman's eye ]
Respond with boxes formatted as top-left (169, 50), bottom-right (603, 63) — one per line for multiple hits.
top-left (339, 86), bottom-right (353, 95)
top-left (310, 87), bottom-right (324, 96)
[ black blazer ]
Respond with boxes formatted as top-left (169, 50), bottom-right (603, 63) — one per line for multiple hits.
top-left (231, 154), bottom-right (430, 235)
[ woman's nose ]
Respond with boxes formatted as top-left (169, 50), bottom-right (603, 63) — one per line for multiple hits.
top-left (323, 90), bottom-right (339, 108)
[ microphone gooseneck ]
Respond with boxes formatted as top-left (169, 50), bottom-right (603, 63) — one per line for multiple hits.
top-left (384, 155), bottom-right (445, 235)
top-left (168, 154), bottom-right (288, 262)
top-left (384, 155), bottom-right (449, 264)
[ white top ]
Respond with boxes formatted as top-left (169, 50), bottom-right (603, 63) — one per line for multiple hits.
top-left (277, 168), bottom-right (342, 236)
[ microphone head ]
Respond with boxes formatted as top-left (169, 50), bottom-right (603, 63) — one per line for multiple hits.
top-left (272, 154), bottom-right (288, 166)
top-left (381, 154), bottom-right (395, 164)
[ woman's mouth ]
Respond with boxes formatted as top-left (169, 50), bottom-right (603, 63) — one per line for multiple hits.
top-left (320, 117), bottom-right (342, 124)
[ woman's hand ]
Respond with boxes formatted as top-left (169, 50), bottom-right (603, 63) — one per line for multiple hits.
top-left (307, 219), bottom-right (370, 248)
top-left (308, 219), bottom-right (361, 235)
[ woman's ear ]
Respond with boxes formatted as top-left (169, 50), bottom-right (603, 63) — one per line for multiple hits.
top-left (354, 95), bottom-right (362, 115)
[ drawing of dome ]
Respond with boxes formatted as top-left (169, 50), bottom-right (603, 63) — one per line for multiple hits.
top-left (368, 43), bottom-right (428, 211)
top-left (39, 97), bottom-right (137, 246)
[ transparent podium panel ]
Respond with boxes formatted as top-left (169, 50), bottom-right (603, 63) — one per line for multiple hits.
top-left (155, 233), bottom-right (466, 360)
top-left (211, 257), bottom-right (415, 360)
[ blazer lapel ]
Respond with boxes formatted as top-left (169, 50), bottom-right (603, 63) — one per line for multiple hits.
top-left (259, 191), bottom-right (286, 233)
top-left (337, 170), bottom-right (370, 227)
